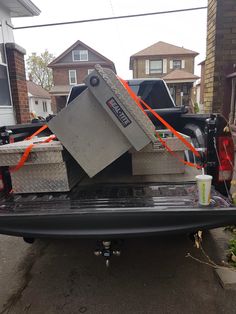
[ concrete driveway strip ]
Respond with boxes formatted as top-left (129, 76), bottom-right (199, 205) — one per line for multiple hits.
top-left (0, 234), bottom-right (236, 314)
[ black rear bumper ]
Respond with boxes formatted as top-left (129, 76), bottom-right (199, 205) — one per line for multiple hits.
top-left (0, 183), bottom-right (235, 238)
top-left (1, 206), bottom-right (236, 238)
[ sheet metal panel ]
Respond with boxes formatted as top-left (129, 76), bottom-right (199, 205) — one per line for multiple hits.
top-left (131, 130), bottom-right (190, 175)
top-left (48, 65), bottom-right (157, 178)
top-left (0, 137), bottom-right (63, 166)
top-left (0, 138), bottom-right (83, 193)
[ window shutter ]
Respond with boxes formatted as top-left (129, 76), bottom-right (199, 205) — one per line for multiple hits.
top-left (170, 60), bottom-right (173, 70)
top-left (163, 59), bottom-right (167, 73)
top-left (182, 60), bottom-right (185, 69)
top-left (145, 60), bottom-right (150, 74)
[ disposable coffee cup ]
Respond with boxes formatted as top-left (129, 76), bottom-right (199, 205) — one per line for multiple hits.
top-left (195, 174), bottom-right (213, 206)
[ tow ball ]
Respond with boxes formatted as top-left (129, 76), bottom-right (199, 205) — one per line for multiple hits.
top-left (94, 240), bottom-right (121, 267)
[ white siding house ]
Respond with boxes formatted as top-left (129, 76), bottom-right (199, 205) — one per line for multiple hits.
top-left (27, 80), bottom-right (53, 118)
top-left (0, 0), bottom-right (40, 126)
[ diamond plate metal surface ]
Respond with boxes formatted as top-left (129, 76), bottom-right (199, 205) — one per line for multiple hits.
top-left (49, 65), bottom-right (157, 178)
top-left (11, 162), bottom-right (81, 194)
top-left (0, 138), bottom-right (63, 166)
top-left (0, 138), bottom-right (84, 193)
top-left (132, 151), bottom-right (185, 175)
top-left (92, 65), bottom-right (156, 143)
top-left (140, 130), bottom-right (190, 152)
top-left (131, 130), bottom-right (189, 175)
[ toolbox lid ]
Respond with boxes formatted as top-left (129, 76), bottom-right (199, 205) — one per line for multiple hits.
top-left (0, 137), bottom-right (63, 154)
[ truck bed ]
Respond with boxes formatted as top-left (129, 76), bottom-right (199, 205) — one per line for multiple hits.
top-left (0, 110), bottom-right (235, 239)
top-left (0, 160), bottom-right (235, 239)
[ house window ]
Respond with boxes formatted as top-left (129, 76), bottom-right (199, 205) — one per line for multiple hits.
top-left (35, 100), bottom-right (38, 105)
top-left (0, 44), bottom-right (5, 64)
top-left (43, 101), bottom-right (47, 112)
top-left (88, 69), bottom-right (94, 75)
top-left (149, 60), bottom-right (163, 74)
top-left (0, 42), bottom-right (11, 107)
top-left (72, 50), bottom-right (88, 61)
top-left (69, 70), bottom-right (77, 85)
top-left (173, 60), bottom-right (182, 69)
top-left (0, 65), bottom-right (11, 106)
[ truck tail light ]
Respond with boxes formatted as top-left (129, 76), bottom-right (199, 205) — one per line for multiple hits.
top-left (0, 170), bottom-right (4, 192)
top-left (9, 136), bottom-right (14, 144)
top-left (218, 136), bottom-right (234, 182)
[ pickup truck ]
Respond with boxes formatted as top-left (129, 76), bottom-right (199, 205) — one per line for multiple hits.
top-left (0, 79), bottom-right (235, 250)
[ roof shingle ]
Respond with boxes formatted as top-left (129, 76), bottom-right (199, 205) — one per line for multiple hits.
top-left (27, 81), bottom-right (51, 99)
top-left (162, 69), bottom-right (199, 82)
top-left (131, 41), bottom-right (199, 57)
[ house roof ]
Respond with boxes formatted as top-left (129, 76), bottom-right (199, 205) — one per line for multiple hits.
top-left (49, 85), bottom-right (71, 96)
top-left (27, 80), bottom-right (51, 99)
top-left (198, 60), bottom-right (206, 66)
top-left (0, 0), bottom-right (41, 17)
top-left (131, 41), bottom-right (199, 57)
top-left (162, 69), bottom-right (199, 83)
top-left (50, 61), bottom-right (114, 68)
top-left (48, 40), bottom-right (116, 72)
top-left (130, 41), bottom-right (199, 69)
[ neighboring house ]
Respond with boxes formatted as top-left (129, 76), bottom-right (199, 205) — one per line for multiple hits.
top-left (129, 41), bottom-right (199, 106)
top-left (198, 60), bottom-right (205, 106)
top-left (0, 0), bottom-right (40, 126)
top-left (204, 0), bottom-right (236, 121)
top-left (192, 60), bottom-right (206, 114)
top-left (27, 80), bottom-right (53, 119)
top-left (48, 40), bottom-right (116, 112)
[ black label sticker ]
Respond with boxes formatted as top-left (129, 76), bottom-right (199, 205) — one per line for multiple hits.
top-left (106, 97), bottom-right (131, 128)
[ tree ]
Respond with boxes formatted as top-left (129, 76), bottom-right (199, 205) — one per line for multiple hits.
top-left (26, 50), bottom-right (55, 91)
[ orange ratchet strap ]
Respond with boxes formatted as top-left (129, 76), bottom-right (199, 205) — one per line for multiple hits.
top-left (118, 77), bottom-right (200, 158)
top-left (118, 77), bottom-right (202, 170)
top-left (118, 77), bottom-right (151, 119)
top-left (155, 131), bottom-right (202, 170)
top-left (11, 127), bottom-right (56, 173)
top-left (24, 124), bottom-right (48, 141)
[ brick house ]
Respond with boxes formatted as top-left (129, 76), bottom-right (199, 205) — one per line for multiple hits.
top-left (198, 60), bottom-right (206, 106)
top-left (204, 0), bottom-right (236, 129)
top-left (48, 40), bottom-right (116, 112)
top-left (130, 41), bottom-right (199, 107)
top-left (0, 0), bottom-right (40, 126)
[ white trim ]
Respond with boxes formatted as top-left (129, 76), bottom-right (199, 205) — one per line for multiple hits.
top-left (88, 68), bottom-right (94, 75)
top-left (145, 60), bottom-right (149, 74)
top-left (181, 60), bottom-right (185, 69)
top-left (170, 60), bottom-right (173, 70)
top-left (164, 79), bottom-right (196, 83)
top-left (163, 59), bottom-right (167, 74)
top-left (72, 51), bottom-right (76, 62)
top-left (6, 0), bottom-right (41, 17)
top-left (50, 93), bottom-right (68, 96)
top-left (0, 63), bottom-right (13, 107)
top-left (69, 70), bottom-right (77, 85)
top-left (18, 0), bottom-right (41, 15)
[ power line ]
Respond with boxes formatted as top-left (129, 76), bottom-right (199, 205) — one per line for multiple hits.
top-left (13, 6), bottom-right (207, 30)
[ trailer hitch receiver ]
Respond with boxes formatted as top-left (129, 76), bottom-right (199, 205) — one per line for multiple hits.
top-left (94, 240), bottom-right (121, 267)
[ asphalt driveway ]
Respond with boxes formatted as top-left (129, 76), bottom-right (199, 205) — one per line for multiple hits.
top-left (0, 234), bottom-right (236, 314)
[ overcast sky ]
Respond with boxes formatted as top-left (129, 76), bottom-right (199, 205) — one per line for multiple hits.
top-left (12, 0), bottom-right (208, 78)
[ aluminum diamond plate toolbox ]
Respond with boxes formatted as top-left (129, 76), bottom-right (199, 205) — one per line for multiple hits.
top-left (48, 65), bottom-right (157, 178)
top-left (0, 138), bottom-right (84, 193)
top-left (0, 137), bottom-right (63, 166)
top-left (131, 130), bottom-right (190, 175)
